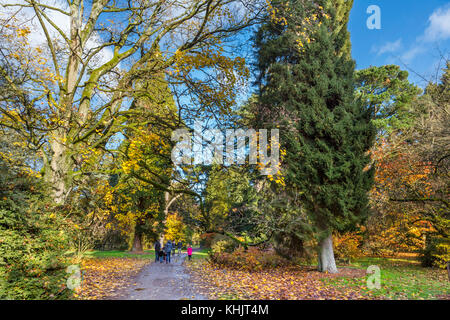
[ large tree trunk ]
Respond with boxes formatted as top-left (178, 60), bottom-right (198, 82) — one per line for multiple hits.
top-left (132, 232), bottom-right (143, 253)
top-left (318, 234), bottom-right (338, 273)
top-left (46, 139), bottom-right (73, 204)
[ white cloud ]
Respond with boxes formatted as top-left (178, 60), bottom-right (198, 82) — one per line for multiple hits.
top-left (395, 4), bottom-right (450, 64)
top-left (375, 39), bottom-right (402, 56)
top-left (422, 5), bottom-right (450, 42)
top-left (400, 46), bottom-right (425, 63)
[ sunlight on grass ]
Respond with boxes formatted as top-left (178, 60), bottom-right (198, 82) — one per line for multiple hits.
top-left (84, 250), bottom-right (155, 260)
top-left (191, 248), bottom-right (210, 260)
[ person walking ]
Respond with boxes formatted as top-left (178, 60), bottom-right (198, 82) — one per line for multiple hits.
top-left (172, 240), bottom-right (176, 256)
top-left (154, 240), bottom-right (161, 263)
top-left (177, 241), bottom-right (182, 255)
top-left (161, 245), bottom-right (166, 263)
top-left (165, 240), bottom-right (172, 263)
top-left (187, 244), bottom-right (193, 261)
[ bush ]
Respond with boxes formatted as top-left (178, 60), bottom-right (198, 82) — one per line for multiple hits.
top-left (0, 160), bottom-right (71, 299)
top-left (199, 233), bottom-right (217, 248)
top-left (209, 247), bottom-right (290, 271)
top-left (420, 235), bottom-right (450, 269)
top-left (211, 239), bottom-right (236, 255)
top-left (333, 232), bottom-right (363, 264)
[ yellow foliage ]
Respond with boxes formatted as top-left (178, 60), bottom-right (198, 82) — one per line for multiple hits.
top-left (164, 213), bottom-right (187, 243)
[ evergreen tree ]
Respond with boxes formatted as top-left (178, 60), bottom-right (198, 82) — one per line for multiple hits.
top-left (254, 0), bottom-right (375, 272)
top-left (327, 0), bottom-right (353, 58)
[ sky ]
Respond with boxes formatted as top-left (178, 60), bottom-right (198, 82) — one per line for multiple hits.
top-left (348, 0), bottom-right (450, 88)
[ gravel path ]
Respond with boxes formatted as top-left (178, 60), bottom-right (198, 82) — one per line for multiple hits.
top-left (117, 252), bottom-right (206, 300)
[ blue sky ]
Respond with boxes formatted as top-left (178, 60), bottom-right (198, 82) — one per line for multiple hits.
top-left (348, 0), bottom-right (450, 87)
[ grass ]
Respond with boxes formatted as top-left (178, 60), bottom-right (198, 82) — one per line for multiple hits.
top-left (84, 250), bottom-right (156, 260)
top-left (84, 248), bottom-right (209, 261)
top-left (190, 248), bottom-right (210, 260)
top-left (322, 256), bottom-right (449, 300)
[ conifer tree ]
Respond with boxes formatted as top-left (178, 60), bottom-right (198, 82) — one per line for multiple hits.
top-left (254, 0), bottom-right (375, 272)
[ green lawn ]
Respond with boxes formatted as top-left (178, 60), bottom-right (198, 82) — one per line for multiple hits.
top-left (83, 248), bottom-right (210, 261)
top-left (322, 257), bottom-right (449, 300)
top-left (190, 248), bottom-right (210, 260)
top-left (83, 250), bottom-right (156, 259)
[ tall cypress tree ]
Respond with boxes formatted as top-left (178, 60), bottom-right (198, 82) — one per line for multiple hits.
top-left (254, 0), bottom-right (375, 272)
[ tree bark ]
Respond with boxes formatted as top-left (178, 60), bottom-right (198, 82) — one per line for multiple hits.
top-left (317, 234), bottom-right (338, 273)
top-left (131, 232), bottom-right (143, 253)
top-left (46, 139), bottom-right (73, 204)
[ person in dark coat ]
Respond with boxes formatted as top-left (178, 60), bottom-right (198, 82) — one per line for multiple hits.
top-left (154, 240), bottom-right (161, 262)
top-left (160, 246), bottom-right (166, 263)
top-left (165, 241), bottom-right (172, 263)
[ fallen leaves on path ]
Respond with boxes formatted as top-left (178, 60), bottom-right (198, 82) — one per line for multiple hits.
top-left (187, 261), bottom-right (376, 300)
top-left (76, 258), bottom-right (150, 300)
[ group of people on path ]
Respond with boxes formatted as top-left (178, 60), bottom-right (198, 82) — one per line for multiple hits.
top-left (154, 240), bottom-right (193, 263)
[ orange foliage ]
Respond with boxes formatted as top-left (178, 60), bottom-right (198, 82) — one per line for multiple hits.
top-left (365, 140), bottom-right (436, 255)
top-left (333, 232), bottom-right (363, 263)
top-left (209, 247), bottom-right (292, 271)
top-left (76, 258), bottom-right (149, 300)
top-left (188, 260), bottom-right (373, 300)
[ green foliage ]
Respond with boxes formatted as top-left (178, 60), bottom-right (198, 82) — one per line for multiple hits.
top-left (326, 0), bottom-right (354, 58)
top-left (0, 157), bottom-right (71, 299)
top-left (204, 166), bottom-right (259, 234)
top-left (355, 65), bottom-right (422, 133)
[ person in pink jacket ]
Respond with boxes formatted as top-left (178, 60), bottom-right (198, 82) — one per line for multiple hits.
top-left (187, 245), bottom-right (193, 261)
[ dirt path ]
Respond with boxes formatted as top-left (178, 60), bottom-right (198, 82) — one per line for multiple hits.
top-left (117, 253), bottom-right (206, 300)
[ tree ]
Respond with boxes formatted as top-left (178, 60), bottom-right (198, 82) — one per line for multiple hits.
top-left (203, 165), bottom-right (259, 235)
top-left (326, 0), bottom-right (353, 58)
top-left (164, 213), bottom-right (187, 243)
top-left (0, 1), bottom-right (262, 204)
top-left (355, 65), bottom-right (422, 134)
top-left (254, 0), bottom-right (375, 272)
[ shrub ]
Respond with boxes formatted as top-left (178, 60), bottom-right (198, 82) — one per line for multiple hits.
top-left (333, 232), bottom-right (363, 264)
top-left (420, 235), bottom-right (450, 269)
top-left (209, 247), bottom-right (290, 271)
top-left (211, 239), bottom-right (236, 255)
top-left (0, 159), bottom-right (71, 299)
top-left (199, 233), bottom-right (217, 248)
